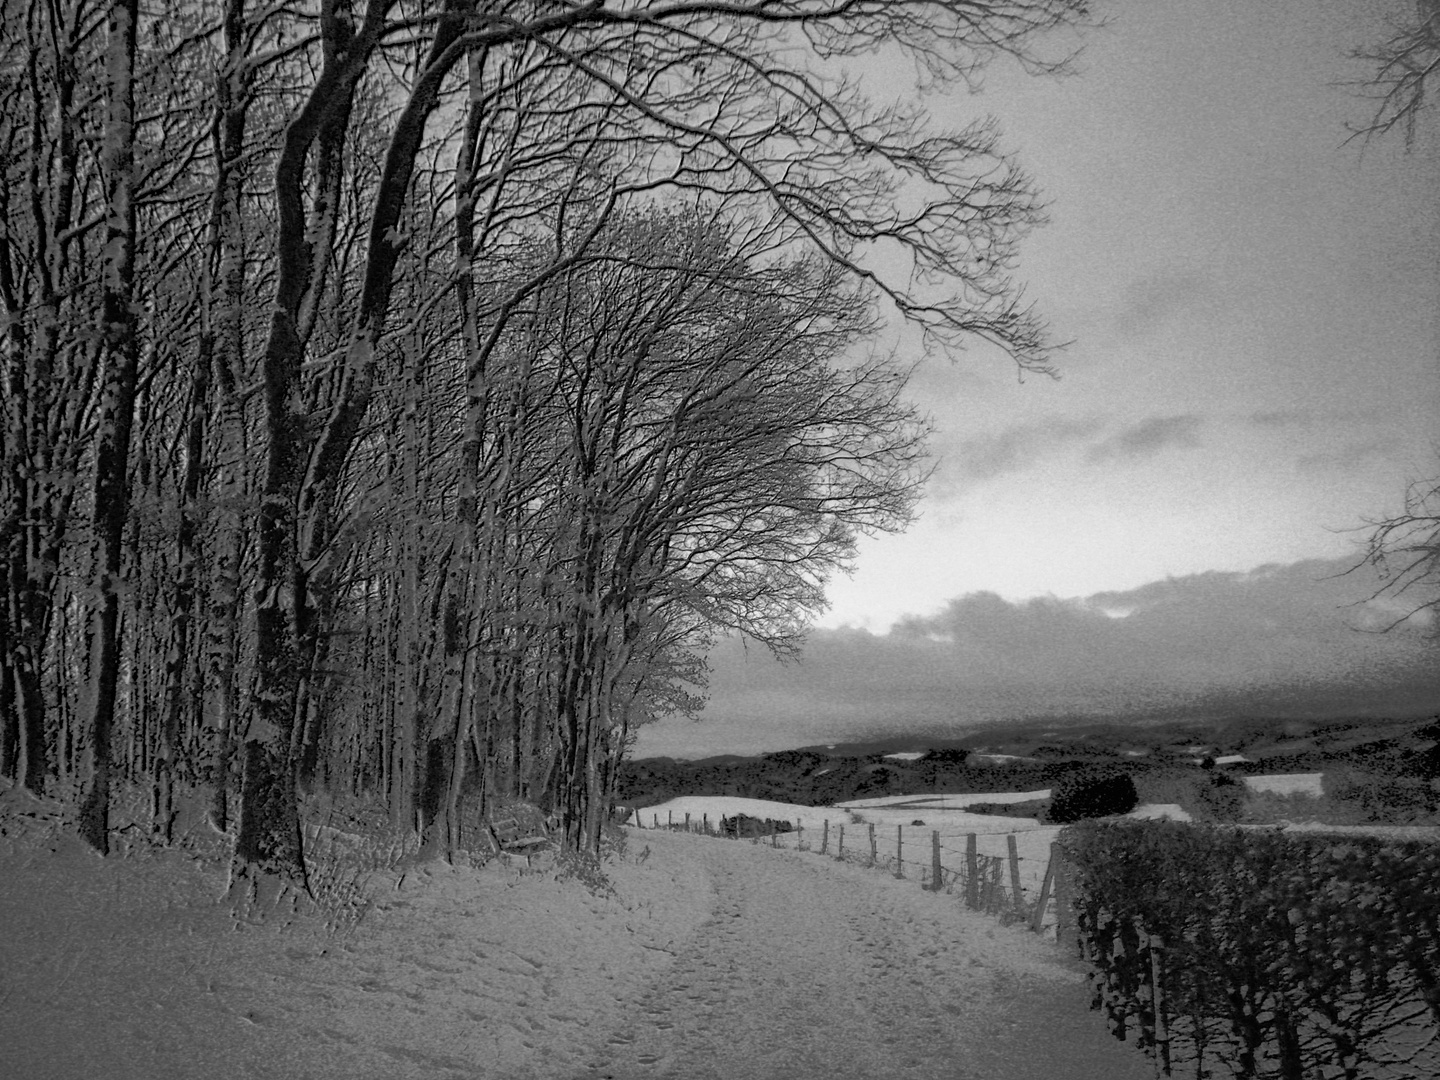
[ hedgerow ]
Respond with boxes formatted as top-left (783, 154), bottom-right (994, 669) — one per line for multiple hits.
top-left (1059, 819), bottom-right (1440, 1078)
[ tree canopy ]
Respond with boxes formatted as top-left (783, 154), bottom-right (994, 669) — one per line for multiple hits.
top-left (0, 0), bottom-right (1090, 886)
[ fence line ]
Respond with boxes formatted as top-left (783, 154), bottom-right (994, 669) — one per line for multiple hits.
top-left (633, 810), bottom-right (1075, 940)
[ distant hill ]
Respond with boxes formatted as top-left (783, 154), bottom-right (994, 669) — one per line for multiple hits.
top-left (617, 714), bottom-right (1440, 809)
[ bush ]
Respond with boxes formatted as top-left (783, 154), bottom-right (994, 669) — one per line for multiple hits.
top-left (1324, 764), bottom-right (1438, 824)
top-left (922, 748), bottom-right (970, 765)
top-left (1047, 767), bottom-right (1138, 823)
top-left (1239, 787), bottom-right (1363, 826)
top-left (965, 798), bottom-right (1049, 820)
top-left (1417, 742), bottom-right (1440, 779)
top-left (1195, 770), bottom-right (1244, 822)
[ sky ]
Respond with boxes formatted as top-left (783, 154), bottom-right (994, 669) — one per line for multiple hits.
top-left (633, 0), bottom-right (1440, 758)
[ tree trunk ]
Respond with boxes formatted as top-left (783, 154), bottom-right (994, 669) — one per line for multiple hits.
top-left (156, 331), bottom-right (211, 841)
top-left (229, 0), bottom-right (377, 892)
top-left (1, 277), bottom-right (55, 799)
top-left (78, 0), bottom-right (140, 856)
top-left (236, 301), bottom-right (311, 888)
top-left (203, 0), bottom-right (250, 832)
top-left (390, 321), bottom-right (426, 828)
top-left (0, 328), bottom-right (23, 785)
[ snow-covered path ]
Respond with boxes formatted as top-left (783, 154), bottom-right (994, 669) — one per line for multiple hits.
top-left (584, 831), bottom-right (1149, 1080)
top-left (0, 807), bottom-right (1150, 1080)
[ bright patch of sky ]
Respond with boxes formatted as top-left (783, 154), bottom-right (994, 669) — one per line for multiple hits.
top-left (812, 0), bottom-right (1438, 632)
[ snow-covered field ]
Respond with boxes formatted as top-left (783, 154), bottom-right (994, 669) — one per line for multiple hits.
top-left (1241, 772), bottom-right (1325, 796)
top-left (628, 793), bottom-right (1192, 897)
top-left (0, 783), bottom-right (1152, 1080)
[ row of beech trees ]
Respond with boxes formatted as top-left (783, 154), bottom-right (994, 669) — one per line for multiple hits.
top-left (0, 0), bottom-right (1088, 894)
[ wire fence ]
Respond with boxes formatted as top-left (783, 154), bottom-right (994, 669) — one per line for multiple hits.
top-left (630, 809), bottom-right (1078, 941)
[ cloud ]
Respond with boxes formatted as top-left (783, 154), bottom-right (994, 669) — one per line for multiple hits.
top-left (1296, 438), bottom-right (1401, 475)
top-left (925, 412), bottom-right (1214, 500)
top-left (1113, 271), bottom-right (1219, 338)
top-left (1085, 414), bottom-right (1204, 463)
top-left (634, 556), bottom-right (1440, 758)
top-left (927, 417), bottom-right (1102, 496)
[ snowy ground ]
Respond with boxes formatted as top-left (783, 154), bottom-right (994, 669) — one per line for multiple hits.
top-left (1240, 772), bottom-right (1325, 796)
top-left (0, 787), bottom-right (1153, 1080)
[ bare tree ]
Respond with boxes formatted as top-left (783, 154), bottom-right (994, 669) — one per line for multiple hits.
top-left (1, 0), bottom-right (1090, 882)
top-left (227, 0), bottom-right (1088, 887)
top-left (76, 0), bottom-right (142, 854)
top-left (1347, 3), bottom-right (1440, 630)
top-left (483, 209), bottom-right (928, 852)
top-left (0, 0), bottom-right (108, 796)
top-left (1349, 0), bottom-right (1440, 147)
top-left (1357, 476), bottom-right (1440, 633)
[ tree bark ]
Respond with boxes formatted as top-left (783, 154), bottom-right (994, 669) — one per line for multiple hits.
top-left (78, 0), bottom-right (140, 855)
top-left (203, 0), bottom-right (250, 833)
top-left (156, 331), bottom-right (210, 841)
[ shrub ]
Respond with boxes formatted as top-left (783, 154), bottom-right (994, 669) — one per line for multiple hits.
top-left (1239, 787), bottom-right (1363, 826)
top-left (1047, 767), bottom-right (1138, 823)
top-left (922, 747), bottom-right (970, 765)
top-left (719, 814), bottom-right (793, 837)
top-left (1195, 769), bottom-right (1244, 822)
top-left (965, 798), bottom-right (1049, 820)
top-left (1419, 742), bottom-right (1440, 780)
top-left (1324, 764), bottom-right (1438, 824)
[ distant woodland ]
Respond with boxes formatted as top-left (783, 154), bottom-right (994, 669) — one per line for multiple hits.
top-left (0, 0), bottom-right (1098, 893)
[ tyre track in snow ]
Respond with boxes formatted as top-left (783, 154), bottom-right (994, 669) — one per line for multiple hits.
top-left (581, 833), bottom-right (1151, 1080)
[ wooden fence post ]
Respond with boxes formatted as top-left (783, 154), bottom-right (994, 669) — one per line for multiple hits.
top-left (868, 823), bottom-right (877, 867)
top-left (1007, 834), bottom-right (1024, 915)
top-left (1053, 844), bottom-right (1074, 950)
top-left (930, 830), bottom-right (943, 892)
top-left (895, 824), bottom-right (904, 877)
top-left (821, 819), bottom-right (829, 855)
top-left (965, 833), bottom-right (979, 910)
top-left (1030, 850), bottom-right (1056, 933)
top-left (838, 824), bottom-right (845, 859)
top-left (684, 812), bottom-right (691, 833)
top-left (703, 813), bottom-right (709, 835)
top-left (668, 811), bottom-right (673, 829)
